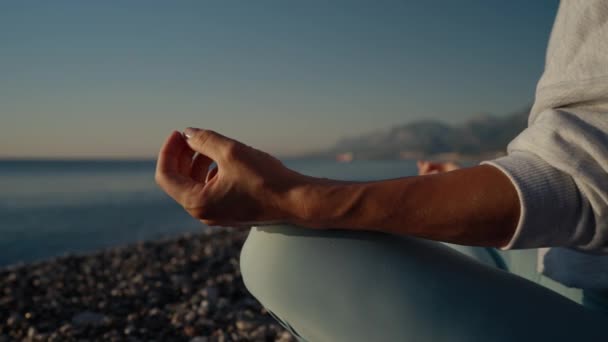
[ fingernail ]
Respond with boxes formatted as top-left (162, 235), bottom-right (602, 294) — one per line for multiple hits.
top-left (183, 127), bottom-right (200, 139)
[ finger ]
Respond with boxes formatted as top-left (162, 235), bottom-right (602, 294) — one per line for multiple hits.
top-left (206, 165), bottom-right (219, 184)
top-left (156, 131), bottom-right (192, 175)
top-left (178, 140), bottom-right (196, 175)
top-left (155, 131), bottom-right (198, 204)
top-left (156, 131), bottom-right (183, 176)
top-left (183, 127), bottom-right (234, 162)
top-left (417, 160), bottom-right (431, 175)
top-left (444, 162), bottom-right (460, 172)
top-left (191, 153), bottom-right (213, 182)
top-left (428, 161), bottom-right (458, 173)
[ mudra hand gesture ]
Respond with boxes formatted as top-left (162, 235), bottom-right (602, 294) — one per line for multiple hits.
top-left (155, 128), bottom-right (308, 227)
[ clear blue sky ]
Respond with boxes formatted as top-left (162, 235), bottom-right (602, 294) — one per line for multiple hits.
top-left (0, 0), bottom-right (559, 158)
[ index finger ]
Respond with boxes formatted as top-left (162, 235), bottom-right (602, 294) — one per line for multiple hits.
top-left (155, 131), bottom-right (197, 204)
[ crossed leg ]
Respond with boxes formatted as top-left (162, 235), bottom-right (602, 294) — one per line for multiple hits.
top-left (240, 225), bottom-right (606, 342)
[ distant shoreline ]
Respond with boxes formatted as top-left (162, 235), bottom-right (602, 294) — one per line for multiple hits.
top-left (0, 150), bottom-right (507, 164)
top-left (0, 158), bottom-right (157, 163)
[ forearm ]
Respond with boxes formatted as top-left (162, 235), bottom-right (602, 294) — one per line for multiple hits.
top-left (286, 165), bottom-right (519, 247)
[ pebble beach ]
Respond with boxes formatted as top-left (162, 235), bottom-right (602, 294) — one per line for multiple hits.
top-left (0, 228), bottom-right (294, 342)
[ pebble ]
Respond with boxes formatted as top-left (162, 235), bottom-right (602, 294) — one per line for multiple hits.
top-left (0, 229), bottom-right (295, 341)
top-left (235, 319), bottom-right (254, 331)
top-left (190, 337), bottom-right (209, 342)
top-left (124, 324), bottom-right (136, 335)
top-left (72, 311), bottom-right (109, 326)
top-left (58, 324), bottom-right (72, 334)
top-left (201, 286), bottom-right (219, 303)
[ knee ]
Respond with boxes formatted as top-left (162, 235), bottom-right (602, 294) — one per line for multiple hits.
top-left (239, 224), bottom-right (348, 320)
top-left (239, 225), bottom-right (295, 304)
top-left (239, 225), bottom-right (469, 341)
top-left (239, 225), bottom-right (501, 341)
top-left (239, 226), bottom-right (266, 298)
top-left (239, 224), bottom-right (371, 302)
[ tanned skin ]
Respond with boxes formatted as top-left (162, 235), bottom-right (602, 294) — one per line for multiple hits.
top-left (155, 128), bottom-right (519, 248)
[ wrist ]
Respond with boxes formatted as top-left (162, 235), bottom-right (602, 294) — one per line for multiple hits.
top-left (280, 176), bottom-right (321, 227)
top-left (281, 175), bottom-right (358, 228)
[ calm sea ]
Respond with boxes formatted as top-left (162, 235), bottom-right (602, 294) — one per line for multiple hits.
top-left (0, 159), bottom-right (418, 267)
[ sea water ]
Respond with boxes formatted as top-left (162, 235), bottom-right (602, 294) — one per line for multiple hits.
top-left (0, 159), bottom-right (417, 266)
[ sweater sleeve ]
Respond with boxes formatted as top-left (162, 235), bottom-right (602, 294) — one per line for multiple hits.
top-left (482, 108), bottom-right (606, 252)
top-left (482, 0), bottom-right (608, 253)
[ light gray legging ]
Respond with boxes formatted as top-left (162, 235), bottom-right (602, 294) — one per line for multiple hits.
top-left (239, 225), bottom-right (608, 341)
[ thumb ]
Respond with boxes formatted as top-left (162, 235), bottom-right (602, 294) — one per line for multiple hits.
top-left (183, 127), bottom-right (233, 162)
top-left (417, 160), bottom-right (430, 175)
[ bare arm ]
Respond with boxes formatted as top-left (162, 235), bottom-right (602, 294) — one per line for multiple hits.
top-left (155, 128), bottom-right (519, 248)
top-left (288, 165), bottom-right (519, 247)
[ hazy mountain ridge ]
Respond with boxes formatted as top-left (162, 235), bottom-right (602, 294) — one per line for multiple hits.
top-left (326, 108), bottom-right (529, 160)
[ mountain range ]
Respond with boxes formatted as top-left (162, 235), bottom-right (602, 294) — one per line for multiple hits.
top-left (318, 108), bottom-right (529, 161)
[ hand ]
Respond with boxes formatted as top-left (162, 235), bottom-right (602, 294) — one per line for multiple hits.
top-left (155, 128), bottom-right (306, 227)
top-left (416, 160), bottom-right (460, 176)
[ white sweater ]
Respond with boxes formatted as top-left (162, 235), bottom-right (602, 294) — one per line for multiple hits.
top-left (483, 0), bottom-right (608, 289)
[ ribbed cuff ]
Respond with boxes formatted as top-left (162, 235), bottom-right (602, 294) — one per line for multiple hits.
top-left (481, 152), bottom-right (581, 250)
